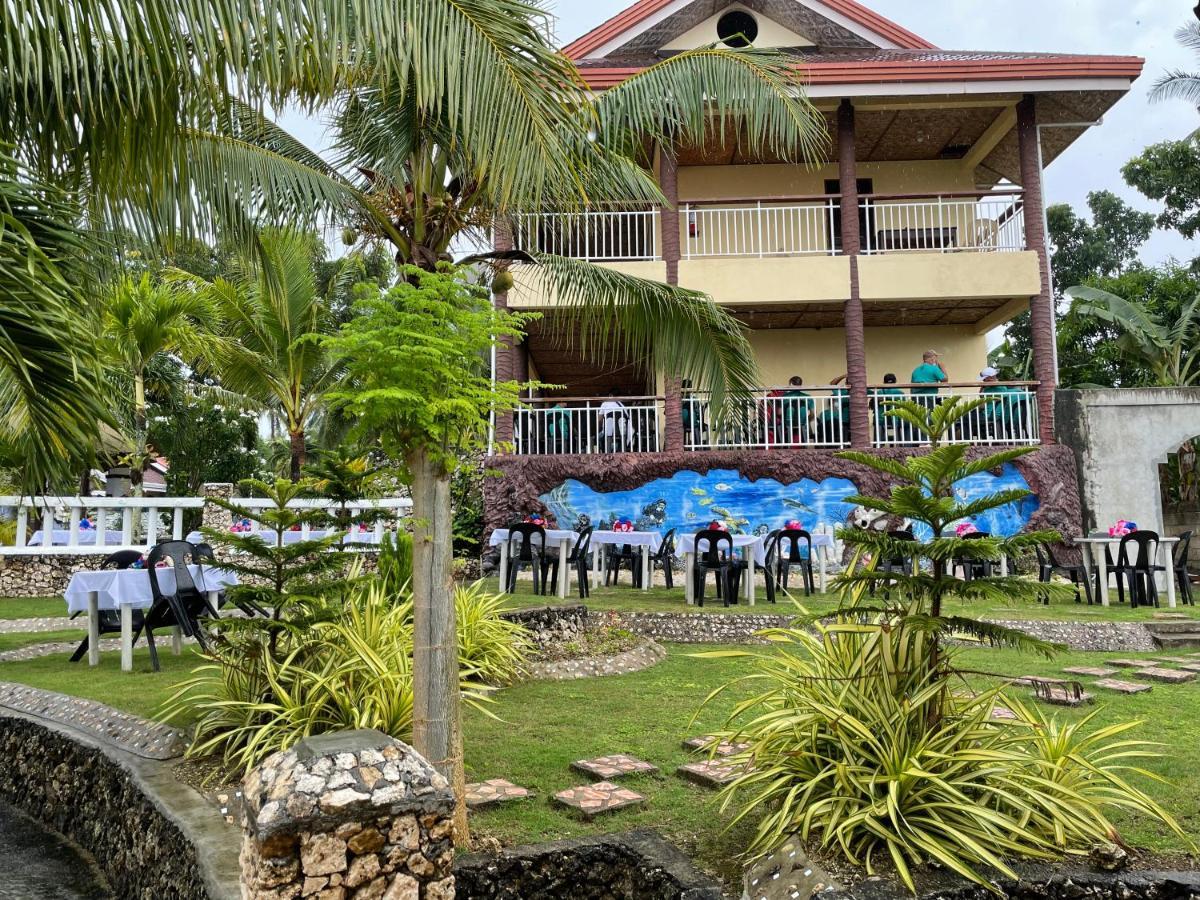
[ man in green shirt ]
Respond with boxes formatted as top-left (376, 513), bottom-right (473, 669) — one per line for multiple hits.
top-left (979, 367), bottom-right (1019, 439)
top-left (911, 350), bottom-right (948, 396)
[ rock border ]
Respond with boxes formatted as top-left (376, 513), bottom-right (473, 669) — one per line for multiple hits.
top-left (0, 694), bottom-right (240, 899)
top-left (523, 637), bottom-right (667, 681)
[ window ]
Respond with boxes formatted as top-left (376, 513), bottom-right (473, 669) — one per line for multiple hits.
top-left (824, 179), bottom-right (874, 251)
top-left (717, 10), bottom-right (758, 48)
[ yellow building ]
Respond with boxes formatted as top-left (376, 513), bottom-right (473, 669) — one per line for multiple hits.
top-left (492, 0), bottom-right (1142, 457)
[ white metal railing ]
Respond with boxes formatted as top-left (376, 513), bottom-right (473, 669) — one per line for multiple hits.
top-left (861, 192), bottom-right (1026, 254)
top-left (681, 200), bottom-right (839, 259)
top-left (683, 389), bottom-right (849, 450)
top-left (512, 398), bottom-right (662, 455)
top-left (512, 210), bottom-right (659, 261)
top-left (869, 387), bottom-right (1039, 447)
top-left (0, 495), bottom-right (412, 556)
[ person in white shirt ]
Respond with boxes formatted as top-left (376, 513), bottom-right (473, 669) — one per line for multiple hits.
top-left (598, 391), bottom-right (629, 453)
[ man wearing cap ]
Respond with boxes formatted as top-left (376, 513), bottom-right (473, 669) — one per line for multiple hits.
top-left (911, 350), bottom-right (948, 396)
top-left (979, 367), bottom-right (1015, 439)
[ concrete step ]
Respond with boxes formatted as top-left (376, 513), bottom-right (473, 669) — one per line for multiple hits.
top-left (1151, 633), bottom-right (1200, 649)
top-left (1145, 620), bottom-right (1200, 635)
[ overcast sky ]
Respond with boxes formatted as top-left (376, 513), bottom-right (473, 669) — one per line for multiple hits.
top-left (283, 0), bottom-right (1198, 264)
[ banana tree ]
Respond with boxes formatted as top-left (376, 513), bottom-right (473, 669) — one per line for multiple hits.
top-left (1065, 284), bottom-right (1200, 387)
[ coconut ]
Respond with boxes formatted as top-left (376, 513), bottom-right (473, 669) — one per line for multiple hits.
top-left (490, 270), bottom-right (515, 294)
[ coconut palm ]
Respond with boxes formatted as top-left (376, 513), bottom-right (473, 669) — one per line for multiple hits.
top-left (1151, 21), bottom-right (1200, 108)
top-left (101, 274), bottom-right (222, 451)
top-left (174, 229), bottom-right (340, 481)
top-left (1065, 284), bottom-right (1200, 387)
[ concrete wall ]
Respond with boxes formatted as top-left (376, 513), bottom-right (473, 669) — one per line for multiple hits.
top-left (1057, 388), bottom-right (1200, 534)
top-left (675, 159), bottom-right (976, 201)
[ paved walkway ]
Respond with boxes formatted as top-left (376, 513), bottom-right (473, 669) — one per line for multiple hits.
top-left (0, 617), bottom-right (76, 634)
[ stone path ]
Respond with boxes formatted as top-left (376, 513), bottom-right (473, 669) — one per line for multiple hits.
top-left (682, 736), bottom-right (750, 757)
top-left (0, 616), bottom-right (76, 634)
top-left (1094, 679), bottom-right (1152, 694)
top-left (677, 760), bottom-right (744, 788)
top-left (465, 780), bottom-right (532, 810)
top-left (553, 782), bottom-right (645, 818)
top-left (0, 638), bottom-right (118, 664)
top-left (1108, 658), bottom-right (1156, 669)
top-left (570, 754), bottom-right (658, 780)
top-left (1134, 666), bottom-right (1196, 684)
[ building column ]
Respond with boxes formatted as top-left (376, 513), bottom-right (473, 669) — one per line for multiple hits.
top-left (1017, 95), bottom-right (1058, 444)
top-left (492, 219), bottom-right (516, 446)
top-left (660, 148), bottom-right (685, 452)
top-left (838, 100), bottom-right (870, 449)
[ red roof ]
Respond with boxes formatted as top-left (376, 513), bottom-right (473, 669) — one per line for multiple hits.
top-left (563, 0), bottom-right (938, 60)
top-left (576, 51), bottom-right (1145, 90)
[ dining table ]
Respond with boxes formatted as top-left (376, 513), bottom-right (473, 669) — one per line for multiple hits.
top-left (488, 529), bottom-right (580, 600)
top-left (28, 529), bottom-right (126, 547)
top-left (1073, 534), bottom-right (1180, 608)
top-left (675, 530), bottom-right (837, 605)
top-left (587, 530), bottom-right (663, 592)
top-left (63, 564), bottom-right (240, 672)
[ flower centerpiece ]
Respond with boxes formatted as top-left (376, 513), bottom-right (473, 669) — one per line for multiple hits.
top-left (79, 516), bottom-right (94, 531)
top-left (955, 522), bottom-right (980, 537)
top-left (613, 516), bottom-right (636, 533)
top-left (783, 519), bottom-right (804, 532)
top-left (1108, 519), bottom-right (1138, 537)
top-left (230, 517), bottom-right (254, 533)
top-left (708, 520), bottom-right (729, 532)
top-left (523, 512), bottom-right (548, 528)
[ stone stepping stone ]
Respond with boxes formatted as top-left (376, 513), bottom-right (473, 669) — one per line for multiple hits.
top-left (1178, 663), bottom-right (1200, 673)
top-left (1063, 666), bottom-right (1118, 678)
top-left (570, 754), bottom-right (658, 780)
top-left (677, 760), bottom-right (745, 788)
top-left (1031, 683), bottom-right (1093, 707)
top-left (1107, 659), bottom-right (1156, 669)
top-left (682, 736), bottom-right (750, 757)
top-left (1134, 667), bottom-right (1197, 684)
top-left (1153, 657), bottom-right (1195, 665)
top-left (1013, 675), bottom-right (1064, 686)
top-left (465, 779), bottom-right (532, 810)
top-left (553, 782), bottom-right (645, 818)
top-left (990, 704), bottom-right (1018, 721)
top-left (1094, 679), bottom-right (1153, 695)
top-left (1153, 612), bottom-right (1191, 620)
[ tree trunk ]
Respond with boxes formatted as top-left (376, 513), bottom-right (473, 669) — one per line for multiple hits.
top-left (132, 373), bottom-right (147, 497)
top-left (408, 446), bottom-right (468, 843)
top-left (289, 429), bottom-right (306, 482)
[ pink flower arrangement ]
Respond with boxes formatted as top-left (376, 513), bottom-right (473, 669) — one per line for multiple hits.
top-left (79, 517), bottom-right (95, 530)
top-left (1108, 519), bottom-right (1138, 537)
top-left (523, 513), bottom-right (548, 527)
top-left (230, 518), bottom-right (254, 533)
top-left (708, 520), bottom-right (729, 532)
top-left (613, 517), bottom-right (636, 533)
top-left (783, 520), bottom-right (804, 532)
top-left (955, 523), bottom-right (980, 537)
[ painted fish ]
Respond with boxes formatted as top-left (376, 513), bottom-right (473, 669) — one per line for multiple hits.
top-left (782, 499), bottom-right (811, 511)
top-left (713, 483), bottom-right (734, 492)
top-left (690, 487), bottom-right (709, 496)
top-left (699, 498), bottom-right (714, 507)
top-left (711, 506), bottom-right (732, 518)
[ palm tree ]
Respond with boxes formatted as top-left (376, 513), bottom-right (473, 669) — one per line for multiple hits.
top-left (1065, 285), bottom-right (1200, 387)
top-left (101, 274), bottom-right (222, 468)
top-left (1151, 21), bottom-right (1200, 109)
top-left (175, 229), bottom-right (340, 481)
top-left (237, 11), bottom-right (826, 836)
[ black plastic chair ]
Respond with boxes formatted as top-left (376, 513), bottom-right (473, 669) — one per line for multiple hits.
top-left (1113, 531), bottom-right (1161, 608)
top-left (505, 523), bottom-right (548, 595)
top-left (648, 528), bottom-right (677, 589)
top-left (193, 542), bottom-right (267, 617)
top-left (773, 529), bottom-right (815, 596)
top-left (69, 550), bottom-right (146, 663)
top-left (1035, 543), bottom-right (1094, 605)
top-left (871, 530), bottom-right (916, 595)
top-left (762, 530), bottom-right (782, 604)
top-left (145, 540), bottom-right (213, 671)
top-left (692, 529), bottom-right (738, 608)
top-left (1151, 530), bottom-right (1195, 607)
top-left (605, 541), bottom-right (641, 587)
top-left (954, 531), bottom-right (995, 582)
top-left (541, 527), bottom-right (593, 599)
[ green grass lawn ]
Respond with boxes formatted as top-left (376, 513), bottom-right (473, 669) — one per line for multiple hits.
top-left (0, 596), bottom-right (69, 619)
top-left (502, 580), bottom-right (1200, 623)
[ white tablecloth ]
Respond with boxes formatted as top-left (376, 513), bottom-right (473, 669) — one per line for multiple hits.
top-left (675, 531), bottom-right (835, 567)
top-left (64, 565), bottom-right (240, 614)
top-left (488, 528), bottom-right (580, 550)
top-left (29, 529), bottom-right (126, 547)
top-left (187, 529), bottom-right (388, 546)
top-left (589, 530), bottom-right (663, 552)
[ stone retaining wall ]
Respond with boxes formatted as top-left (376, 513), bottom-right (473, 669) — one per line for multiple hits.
top-left (453, 830), bottom-right (722, 899)
top-left (499, 604), bottom-right (588, 651)
top-left (524, 639), bottom-right (667, 681)
top-left (0, 709), bottom-right (239, 899)
top-left (609, 611), bottom-right (1160, 652)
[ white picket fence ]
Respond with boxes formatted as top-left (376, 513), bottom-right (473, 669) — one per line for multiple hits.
top-left (0, 495), bottom-right (412, 556)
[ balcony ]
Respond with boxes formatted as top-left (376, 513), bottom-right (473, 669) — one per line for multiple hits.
top-left (501, 384), bottom-right (1040, 457)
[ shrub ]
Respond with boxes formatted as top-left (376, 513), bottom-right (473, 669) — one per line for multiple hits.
top-left (165, 580), bottom-right (528, 774)
top-left (701, 617), bottom-right (1186, 891)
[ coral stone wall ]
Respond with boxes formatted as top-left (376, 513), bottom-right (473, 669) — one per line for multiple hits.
top-left (484, 446), bottom-right (1082, 540)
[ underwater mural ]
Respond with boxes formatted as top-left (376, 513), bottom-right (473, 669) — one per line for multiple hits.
top-left (538, 465), bottom-right (1039, 540)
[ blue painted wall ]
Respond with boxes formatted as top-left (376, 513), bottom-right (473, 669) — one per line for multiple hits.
top-left (540, 465), bottom-right (1039, 540)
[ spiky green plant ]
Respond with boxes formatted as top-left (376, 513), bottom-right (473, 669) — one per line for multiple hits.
top-left (696, 398), bottom-right (1190, 891)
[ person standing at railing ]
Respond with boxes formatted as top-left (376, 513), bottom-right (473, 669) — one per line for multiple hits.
top-left (767, 375), bottom-right (814, 446)
top-left (816, 374), bottom-right (851, 445)
top-left (978, 367), bottom-right (1024, 441)
top-left (599, 391), bottom-right (630, 454)
top-left (872, 373), bottom-right (906, 444)
top-left (546, 401), bottom-right (572, 455)
top-left (910, 349), bottom-right (948, 431)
